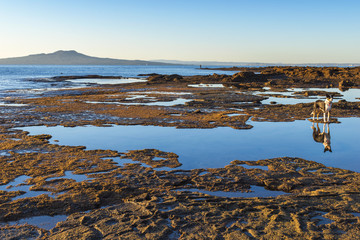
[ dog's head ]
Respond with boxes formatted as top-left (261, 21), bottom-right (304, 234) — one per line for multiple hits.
top-left (324, 145), bottom-right (332, 153)
top-left (326, 94), bottom-right (333, 103)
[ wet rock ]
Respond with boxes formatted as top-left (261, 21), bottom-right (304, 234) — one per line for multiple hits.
top-left (231, 71), bottom-right (267, 83)
top-left (121, 149), bottom-right (181, 168)
top-left (339, 80), bottom-right (354, 91)
top-left (32, 134), bottom-right (52, 140)
top-left (0, 225), bottom-right (47, 240)
top-left (147, 74), bottom-right (183, 83)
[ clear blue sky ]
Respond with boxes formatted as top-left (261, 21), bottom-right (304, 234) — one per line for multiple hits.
top-left (1, 0), bottom-right (359, 63)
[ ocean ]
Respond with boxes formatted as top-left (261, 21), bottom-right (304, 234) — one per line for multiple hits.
top-left (0, 65), bottom-right (237, 93)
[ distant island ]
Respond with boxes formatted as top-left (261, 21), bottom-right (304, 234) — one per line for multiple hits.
top-left (0, 50), bottom-right (359, 67)
top-left (0, 50), bottom-right (172, 65)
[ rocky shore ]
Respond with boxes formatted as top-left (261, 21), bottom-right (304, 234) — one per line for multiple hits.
top-left (1, 66), bottom-right (360, 239)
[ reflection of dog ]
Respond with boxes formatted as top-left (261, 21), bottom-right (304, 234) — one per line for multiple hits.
top-left (311, 94), bottom-right (333, 122)
top-left (312, 123), bottom-right (332, 152)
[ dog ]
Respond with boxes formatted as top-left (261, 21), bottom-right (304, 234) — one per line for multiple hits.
top-left (311, 94), bottom-right (333, 122)
top-left (311, 122), bottom-right (332, 152)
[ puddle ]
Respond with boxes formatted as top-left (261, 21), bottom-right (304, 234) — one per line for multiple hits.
top-left (174, 185), bottom-right (285, 198)
top-left (108, 157), bottom-right (135, 167)
top-left (124, 95), bottom-right (154, 100)
top-left (226, 113), bottom-right (246, 117)
top-left (244, 230), bottom-right (255, 238)
top-left (2, 215), bottom-right (68, 230)
top-left (232, 101), bottom-right (256, 105)
top-left (18, 118), bottom-right (360, 172)
top-left (240, 164), bottom-right (269, 171)
top-left (351, 212), bottom-right (360, 217)
top-left (0, 175), bottom-right (31, 191)
top-left (119, 98), bottom-right (192, 106)
top-left (159, 205), bottom-right (176, 212)
top-left (311, 212), bottom-right (334, 226)
top-left (290, 88), bottom-right (360, 102)
top-left (0, 151), bottom-right (11, 156)
top-left (0, 102), bottom-right (28, 107)
top-left (188, 84), bottom-right (224, 88)
top-left (66, 78), bottom-right (147, 85)
top-left (0, 175), bottom-right (52, 201)
top-left (168, 231), bottom-right (181, 239)
top-left (12, 189), bottom-right (51, 201)
top-left (86, 98), bottom-right (191, 107)
top-left (261, 97), bottom-right (317, 105)
top-left (46, 171), bottom-right (89, 182)
top-left (6, 86), bottom-right (87, 96)
top-left (132, 91), bottom-right (192, 95)
top-left (255, 87), bottom-right (360, 105)
top-left (225, 220), bottom-right (236, 228)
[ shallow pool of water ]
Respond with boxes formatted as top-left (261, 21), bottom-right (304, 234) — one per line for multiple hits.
top-left (2, 215), bottom-right (68, 230)
top-left (19, 118), bottom-right (360, 172)
top-left (0, 175), bottom-right (53, 201)
top-left (256, 87), bottom-right (360, 105)
top-left (46, 171), bottom-right (89, 182)
top-left (261, 97), bottom-right (318, 105)
top-left (0, 102), bottom-right (28, 107)
top-left (188, 84), bottom-right (225, 88)
top-left (118, 98), bottom-right (192, 106)
top-left (66, 78), bottom-right (147, 85)
top-left (290, 88), bottom-right (360, 102)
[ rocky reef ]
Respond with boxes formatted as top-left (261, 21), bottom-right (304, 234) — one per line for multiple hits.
top-left (0, 66), bottom-right (360, 239)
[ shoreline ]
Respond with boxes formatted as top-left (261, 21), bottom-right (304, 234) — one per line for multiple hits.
top-left (1, 67), bottom-right (360, 239)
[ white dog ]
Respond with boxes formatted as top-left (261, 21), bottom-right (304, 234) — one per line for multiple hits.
top-left (311, 94), bottom-right (333, 123)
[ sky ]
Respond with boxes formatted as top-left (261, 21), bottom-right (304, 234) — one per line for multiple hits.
top-left (0, 0), bottom-right (360, 64)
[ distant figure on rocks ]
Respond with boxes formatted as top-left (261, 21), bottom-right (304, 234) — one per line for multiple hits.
top-left (311, 122), bottom-right (332, 152)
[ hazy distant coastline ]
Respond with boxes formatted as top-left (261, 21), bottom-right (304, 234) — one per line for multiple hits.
top-left (0, 50), bottom-right (171, 66)
top-left (0, 50), bottom-right (359, 67)
top-left (155, 59), bottom-right (360, 67)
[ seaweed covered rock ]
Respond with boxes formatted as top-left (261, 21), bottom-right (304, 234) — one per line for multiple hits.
top-left (231, 71), bottom-right (267, 83)
top-left (147, 74), bottom-right (183, 83)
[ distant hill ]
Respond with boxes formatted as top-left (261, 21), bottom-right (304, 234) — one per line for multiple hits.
top-left (0, 50), bottom-right (171, 65)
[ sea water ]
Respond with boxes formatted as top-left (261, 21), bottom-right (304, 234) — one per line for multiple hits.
top-left (20, 118), bottom-right (360, 172)
top-left (0, 65), bottom-right (237, 93)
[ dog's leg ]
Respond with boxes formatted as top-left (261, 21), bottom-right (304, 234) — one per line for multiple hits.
top-left (323, 112), bottom-right (326, 122)
top-left (327, 112), bottom-right (330, 122)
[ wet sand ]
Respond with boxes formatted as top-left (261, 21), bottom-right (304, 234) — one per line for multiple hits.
top-left (1, 66), bottom-right (360, 239)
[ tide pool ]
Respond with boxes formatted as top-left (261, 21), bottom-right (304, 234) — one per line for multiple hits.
top-left (19, 118), bottom-right (360, 172)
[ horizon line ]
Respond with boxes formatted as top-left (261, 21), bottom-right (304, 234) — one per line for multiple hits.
top-left (1, 50), bottom-right (359, 66)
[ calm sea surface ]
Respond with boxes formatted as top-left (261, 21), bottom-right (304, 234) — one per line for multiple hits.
top-left (0, 65), bottom-right (237, 92)
top-left (20, 118), bottom-right (360, 172)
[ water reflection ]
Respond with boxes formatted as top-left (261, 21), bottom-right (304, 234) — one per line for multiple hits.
top-left (312, 123), bottom-right (332, 153)
top-left (18, 118), bottom-right (360, 172)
